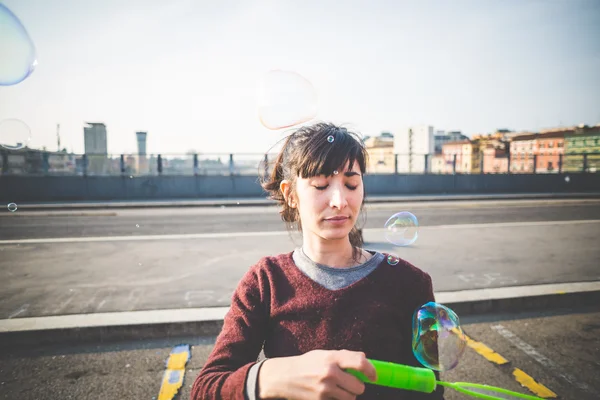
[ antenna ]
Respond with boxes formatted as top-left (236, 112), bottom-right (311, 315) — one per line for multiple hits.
top-left (57, 123), bottom-right (61, 152)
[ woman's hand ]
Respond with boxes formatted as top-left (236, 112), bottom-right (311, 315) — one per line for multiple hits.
top-left (258, 349), bottom-right (377, 400)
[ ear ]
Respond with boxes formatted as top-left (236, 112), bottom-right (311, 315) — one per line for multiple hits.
top-left (280, 180), bottom-right (296, 208)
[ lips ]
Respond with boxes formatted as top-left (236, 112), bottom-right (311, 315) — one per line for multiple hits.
top-left (325, 216), bottom-right (349, 221)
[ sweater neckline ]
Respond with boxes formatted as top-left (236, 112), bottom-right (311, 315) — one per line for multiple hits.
top-left (286, 250), bottom-right (387, 294)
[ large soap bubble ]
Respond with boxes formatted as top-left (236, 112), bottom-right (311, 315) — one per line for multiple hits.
top-left (0, 4), bottom-right (37, 86)
top-left (412, 302), bottom-right (466, 371)
top-left (257, 70), bottom-right (317, 130)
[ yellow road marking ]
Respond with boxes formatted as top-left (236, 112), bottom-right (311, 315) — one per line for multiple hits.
top-left (513, 368), bottom-right (557, 398)
top-left (462, 332), bottom-right (509, 365)
top-left (462, 331), bottom-right (558, 398)
top-left (158, 344), bottom-right (191, 400)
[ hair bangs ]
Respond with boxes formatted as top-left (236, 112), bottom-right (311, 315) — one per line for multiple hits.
top-left (294, 128), bottom-right (365, 178)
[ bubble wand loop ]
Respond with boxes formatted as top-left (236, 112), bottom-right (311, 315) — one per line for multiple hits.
top-left (346, 360), bottom-right (544, 400)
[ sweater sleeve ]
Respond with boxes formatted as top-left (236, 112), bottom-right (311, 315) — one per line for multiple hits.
top-left (191, 265), bottom-right (270, 400)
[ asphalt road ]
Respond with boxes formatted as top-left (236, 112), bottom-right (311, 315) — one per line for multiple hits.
top-left (1, 309), bottom-right (598, 400)
top-left (0, 199), bottom-right (599, 319)
top-left (2, 198), bottom-right (600, 240)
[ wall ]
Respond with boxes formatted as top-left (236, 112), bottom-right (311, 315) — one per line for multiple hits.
top-left (2, 173), bottom-right (599, 203)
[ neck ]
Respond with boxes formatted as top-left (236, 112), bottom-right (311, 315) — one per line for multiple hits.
top-left (301, 234), bottom-right (361, 268)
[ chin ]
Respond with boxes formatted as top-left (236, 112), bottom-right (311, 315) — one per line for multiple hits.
top-left (320, 228), bottom-right (353, 240)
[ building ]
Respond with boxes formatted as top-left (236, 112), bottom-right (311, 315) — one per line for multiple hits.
top-left (564, 124), bottom-right (600, 172)
top-left (83, 123), bottom-right (108, 174)
top-left (434, 131), bottom-right (468, 154)
top-left (482, 146), bottom-right (509, 173)
top-left (440, 140), bottom-right (472, 174)
top-left (535, 130), bottom-right (566, 173)
top-left (364, 133), bottom-right (394, 173)
top-left (136, 131), bottom-right (148, 175)
top-left (393, 125), bottom-right (435, 173)
top-left (1, 147), bottom-right (77, 175)
top-left (510, 131), bottom-right (566, 173)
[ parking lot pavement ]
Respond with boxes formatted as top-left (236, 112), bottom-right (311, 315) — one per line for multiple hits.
top-left (0, 309), bottom-right (597, 400)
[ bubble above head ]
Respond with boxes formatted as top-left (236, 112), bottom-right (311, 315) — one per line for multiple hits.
top-left (0, 119), bottom-right (31, 150)
top-left (412, 302), bottom-right (466, 371)
top-left (384, 212), bottom-right (419, 246)
top-left (0, 4), bottom-right (37, 86)
top-left (7, 203), bottom-right (18, 212)
top-left (257, 70), bottom-right (318, 130)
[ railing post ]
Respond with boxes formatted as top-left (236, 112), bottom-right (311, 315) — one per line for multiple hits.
top-left (453, 154), bottom-right (457, 175)
top-left (533, 155), bottom-right (537, 174)
top-left (157, 154), bottom-right (163, 175)
top-left (558, 154), bottom-right (563, 173)
top-left (229, 153), bottom-right (235, 176)
top-left (424, 154), bottom-right (429, 174)
top-left (82, 154), bottom-right (88, 177)
top-left (120, 154), bottom-right (125, 175)
top-left (193, 154), bottom-right (199, 176)
top-left (582, 153), bottom-right (588, 173)
top-left (507, 153), bottom-right (511, 174)
top-left (42, 152), bottom-right (50, 174)
top-left (479, 152), bottom-right (484, 174)
top-left (394, 154), bottom-right (398, 174)
top-left (1, 149), bottom-right (8, 174)
top-left (263, 154), bottom-right (269, 179)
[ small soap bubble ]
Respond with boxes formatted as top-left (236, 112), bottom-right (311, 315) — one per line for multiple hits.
top-left (333, 170), bottom-right (339, 175)
top-left (7, 203), bottom-right (18, 212)
top-left (0, 119), bottom-right (31, 150)
top-left (386, 254), bottom-right (400, 266)
top-left (412, 302), bottom-right (466, 371)
top-left (135, 224), bottom-right (139, 228)
top-left (327, 135), bottom-right (335, 143)
top-left (257, 70), bottom-right (317, 130)
top-left (0, 4), bottom-right (37, 85)
top-left (384, 211), bottom-right (419, 246)
top-left (565, 176), bottom-right (570, 183)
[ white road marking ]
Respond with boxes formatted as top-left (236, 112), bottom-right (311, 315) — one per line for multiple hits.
top-left (491, 324), bottom-right (598, 397)
top-left (52, 289), bottom-right (78, 314)
top-left (8, 304), bottom-right (29, 319)
top-left (0, 219), bottom-right (597, 245)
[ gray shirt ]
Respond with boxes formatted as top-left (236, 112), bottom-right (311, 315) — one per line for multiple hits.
top-left (245, 247), bottom-right (385, 399)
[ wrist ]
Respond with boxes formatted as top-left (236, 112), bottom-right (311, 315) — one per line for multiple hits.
top-left (257, 357), bottom-right (291, 399)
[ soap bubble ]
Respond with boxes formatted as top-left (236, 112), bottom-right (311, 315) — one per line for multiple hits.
top-left (386, 254), bottom-right (400, 266)
top-left (7, 203), bottom-right (18, 212)
top-left (564, 176), bottom-right (570, 183)
top-left (327, 135), bottom-right (334, 143)
top-left (412, 302), bottom-right (466, 371)
top-left (384, 212), bottom-right (419, 246)
top-left (257, 70), bottom-right (317, 130)
top-left (0, 4), bottom-right (37, 86)
top-left (0, 119), bottom-right (31, 150)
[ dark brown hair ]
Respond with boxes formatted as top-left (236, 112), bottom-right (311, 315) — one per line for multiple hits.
top-left (261, 122), bottom-right (369, 262)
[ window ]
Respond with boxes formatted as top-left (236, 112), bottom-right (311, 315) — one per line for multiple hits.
top-left (558, 142), bottom-right (564, 148)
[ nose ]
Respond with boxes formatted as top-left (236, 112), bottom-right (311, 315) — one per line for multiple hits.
top-left (329, 185), bottom-right (348, 210)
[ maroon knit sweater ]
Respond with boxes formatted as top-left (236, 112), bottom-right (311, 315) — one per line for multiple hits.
top-left (191, 251), bottom-right (444, 399)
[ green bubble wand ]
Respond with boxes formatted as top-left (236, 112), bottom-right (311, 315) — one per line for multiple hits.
top-left (347, 360), bottom-right (544, 399)
top-left (346, 302), bottom-right (544, 399)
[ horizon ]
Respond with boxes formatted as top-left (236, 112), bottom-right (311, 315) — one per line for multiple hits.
top-left (1, 0), bottom-right (599, 155)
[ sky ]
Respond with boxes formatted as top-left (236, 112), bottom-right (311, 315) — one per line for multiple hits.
top-left (1, 0), bottom-right (599, 155)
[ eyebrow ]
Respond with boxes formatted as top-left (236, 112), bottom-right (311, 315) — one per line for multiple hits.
top-left (344, 171), bottom-right (361, 177)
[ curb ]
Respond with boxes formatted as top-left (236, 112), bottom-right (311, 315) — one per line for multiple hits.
top-left (11, 192), bottom-right (600, 211)
top-left (1, 282), bottom-right (598, 349)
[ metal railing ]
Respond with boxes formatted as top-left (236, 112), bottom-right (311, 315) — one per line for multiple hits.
top-left (0, 150), bottom-right (598, 176)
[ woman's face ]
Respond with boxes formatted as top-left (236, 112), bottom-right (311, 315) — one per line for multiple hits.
top-left (282, 160), bottom-right (364, 241)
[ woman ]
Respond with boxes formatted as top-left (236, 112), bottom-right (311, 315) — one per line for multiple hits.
top-left (191, 123), bottom-right (443, 399)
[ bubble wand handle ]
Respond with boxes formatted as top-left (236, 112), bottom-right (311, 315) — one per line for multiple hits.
top-left (346, 359), bottom-right (437, 393)
top-left (347, 360), bottom-right (544, 399)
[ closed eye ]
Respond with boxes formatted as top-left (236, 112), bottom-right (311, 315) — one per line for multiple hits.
top-left (314, 185), bottom-right (358, 190)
